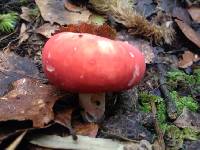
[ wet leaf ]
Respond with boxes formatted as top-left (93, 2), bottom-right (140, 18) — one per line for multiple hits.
top-left (172, 7), bottom-right (192, 25)
top-left (188, 7), bottom-right (200, 23)
top-left (36, 23), bottom-right (59, 38)
top-left (175, 19), bottom-right (200, 48)
top-left (35, 0), bottom-right (91, 25)
top-left (0, 52), bottom-right (40, 96)
top-left (0, 78), bottom-right (61, 128)
top-left (135, 0), bottom-right (156, 18)
top-left (174, 108), bottom-right (200, 132)
top-left (178, 51), bottom-right (200, 68)
top-left (73, 122), bottom-right (99, 137)
top-left (102, 114), bottom-right (155, 142)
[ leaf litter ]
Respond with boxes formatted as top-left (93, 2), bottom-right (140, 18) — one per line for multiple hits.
top-left (1, 0), bottom-right (200, 149)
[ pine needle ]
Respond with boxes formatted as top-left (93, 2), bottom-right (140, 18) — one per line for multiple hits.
top-left (0, 12), bottom-right (18, 33)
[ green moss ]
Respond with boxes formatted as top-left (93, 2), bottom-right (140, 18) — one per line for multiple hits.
top-left (170, 91), bottom-right (199, 114)
top-left (139, 92), bottom-right (167, 131)
top-left (0, 12), bottom-right (19, 33)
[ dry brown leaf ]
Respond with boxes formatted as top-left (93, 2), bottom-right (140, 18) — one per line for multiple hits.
top-left (178, 51), bottom-right (200, 68)
top-left (188, 7), bottom-right (200, 23)
top-left (73, 122), bottom-right (99, 137)
top-left (175, 19), bottom-right (200, 48)
top-left (0, 78), bottom-right (61, 128)
top-left (20, 7), bottom-right (32, 22)
top-left (64, 0), bottom-right (83, 13)
top-left (18, 23), bottom-right (29, 45)
top-left (35, 0), bottom-right (91, 25)
top-left (36, 23), bottom-right (59, 38)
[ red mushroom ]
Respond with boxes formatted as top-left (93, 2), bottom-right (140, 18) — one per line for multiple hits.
top-left (42, 32), bottom-right (146, 122)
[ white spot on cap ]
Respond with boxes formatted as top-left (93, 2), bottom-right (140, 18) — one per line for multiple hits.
top-left (46, 65), bottom-right (55, 72)
top-left (74, 47), bottom-right (77, 51)
top-left (128, 65), bottom-right (140, 87)
top-left (129, 52), bottom-right (135, 58)
top-left (97, 40), bottom-right (115, 54)
top-left (80, 75), bottom-right (84, 79)
top-left (48, 53), bottom-right (51, 58)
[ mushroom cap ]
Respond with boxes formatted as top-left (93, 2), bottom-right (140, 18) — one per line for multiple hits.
top-left (42, 32), bottom-right (146, 93)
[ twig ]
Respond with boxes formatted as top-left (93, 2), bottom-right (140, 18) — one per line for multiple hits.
top-left (157, 63), bottom-right (177, 120)
top-left (151, 100), bottom-right (165, 150)
top-left (101, 131), bottom-right (139, 143)
top-left (0, 28), bottom-right (17, 42)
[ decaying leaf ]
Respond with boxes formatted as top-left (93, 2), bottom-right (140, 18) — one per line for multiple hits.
top-left (54, 23), bottom-right (116, 39)
top-left (175, 19), bottom-right (200, 48)
top-left (35, 0), bottom-right (91, 25)
top-left (36, 23), bottom-right (59, 38)
top-left (0, 78), bottom-right (61, 128)
top-left (172, 7), bottom-right (192, 25)
top-left (178, 51), bottom-right (200, 68)
top-left (188, 7), bottom-right (200, 23)
top-left (102, 114), bottom-right (154, 142)
top-left (18, 23), bottom-right (29, 45)
top-left (20, 7), bottom-right (33, 22)
top-left (73, 122), bottom-right (99, 137)
top-left (64, 0), bottom-right (84, 13)
top-left (174, 108), bottom-right (200, 132)
top-left (30, 134), bottom-right (152, 150)
top-left (0, 52), bottom-right (40, 96)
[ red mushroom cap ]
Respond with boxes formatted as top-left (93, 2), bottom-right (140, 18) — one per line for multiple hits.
top-left (42, 32), bottom-right (146, 93)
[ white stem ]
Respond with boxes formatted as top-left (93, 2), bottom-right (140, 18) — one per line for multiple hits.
top-left (79, 93), bottom-right (105, 122)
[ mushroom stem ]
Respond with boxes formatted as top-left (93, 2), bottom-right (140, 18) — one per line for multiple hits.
top-left (79, 93), bottom-right (105, 122)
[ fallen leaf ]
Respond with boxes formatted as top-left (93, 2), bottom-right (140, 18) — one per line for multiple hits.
top-left (73, 122), bottom-right (99, 137)
top-left (174, 108), bottom-right (200, 131)
top-left (64, 0), bottom-right (83, 13)
top-left (175, 19), bottom-right (200, 48)
top-left (30, 134), bottom-right (152, 150)
top-left (0, 78), bottom-right (61, 128)
top-left (178, 51), bottom-right (200, 68)
top-left (0, 51), bottom-right (40, 96)
top-left (102, 114), bottom-right (155, 142)
top-left (35, 0), bottom-right (91, 25)
top-left (18, 23), bottom-right (29, 45)
top-left (20, 7), bottom-right (33, 22)
top-left (54, 23), bottom-right (116, 39)
top-left (135, 0), bottom-right (156, 17)
top-left (36, 23), bottom-right (59, 38)
top-left (188, 7), bottom-right (200, 23)
top-left (172, 7), bottom-right (192, 25)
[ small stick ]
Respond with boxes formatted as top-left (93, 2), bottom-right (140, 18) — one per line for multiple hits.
top-left (151, 100), bottom-right (165, 150)
top-left (157, 63), bottom-right (177, 120)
